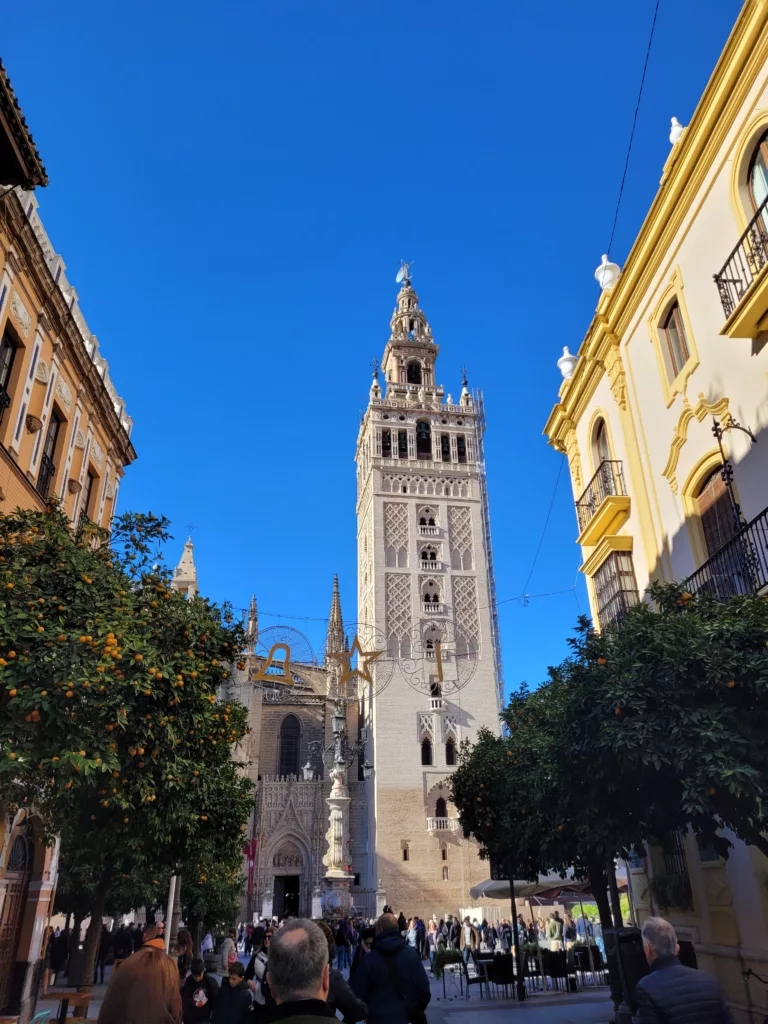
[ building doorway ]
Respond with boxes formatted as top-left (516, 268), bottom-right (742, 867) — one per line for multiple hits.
top-left (0, 830), bottom-right (32, 1013)
top-left (274, 875), bottom-right (300, 919)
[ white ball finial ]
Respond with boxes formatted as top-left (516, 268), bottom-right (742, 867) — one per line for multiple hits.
top-left (669, 117), bottom-right (685, 144)
top-left (595, 254), bottom-right (621, 291)
top-left (557, 346), bottom-right (579, 380)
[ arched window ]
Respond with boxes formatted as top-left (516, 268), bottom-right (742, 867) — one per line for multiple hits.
top-left (407, 361), bottom-right (422, 385)
top-left (748, 130), bottom-right (768, 212)
top-left (435, 797), bottom-right (447, 818)
top-left (696, 468), bottom-right (735, 560)
top-left (593, 419), bottom-right (611, 467)
top-left (421, 739), bottom-right (433, 765)
top-left (278, 714), bottom-right (301, 777)
top-left (659, 302), bottom-right (690, 380)
top-left (416, 421), bottom-right (431, 458)
top-left (429, 682), bottom-right (442, 698)
top-left (445, 739), bottom-right (457, 766)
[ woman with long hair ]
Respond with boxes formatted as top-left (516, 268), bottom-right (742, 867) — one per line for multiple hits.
top-left (176, 928), bottom-right (193, 980)
top-left (97, 946), bottom-right (181, 1024)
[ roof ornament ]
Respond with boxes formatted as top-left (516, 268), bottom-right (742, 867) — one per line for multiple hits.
top-left (396, 259), bottom-right (414, 286)
top-left (557, 346), bottom-right (579, 380)
top-left (595, 254), bottom-right (621, 292)
top-left (669, 116), bottom-right (685, 144)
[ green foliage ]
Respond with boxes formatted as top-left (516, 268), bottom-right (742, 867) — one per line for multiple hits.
top-left (0, 506), bottom-right (254, 975)
top-left (645, 872), bottom-right (693, 913)
top-left (451, 583), bottom-right (768, 881)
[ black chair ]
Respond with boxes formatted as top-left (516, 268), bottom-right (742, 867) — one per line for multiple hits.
top-left (463, 952), bottom-right (491, 999)
top-left (486, 952), bottom-right (516, 999)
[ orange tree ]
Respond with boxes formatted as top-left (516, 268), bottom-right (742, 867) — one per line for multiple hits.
top-left (0, 506), bottom-right (253, 984)
top-left (181, 845), bottom-right (245, 952)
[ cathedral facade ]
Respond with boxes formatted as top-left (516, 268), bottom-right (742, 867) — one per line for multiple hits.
top-left (191, 270), bottom-right (503, 922)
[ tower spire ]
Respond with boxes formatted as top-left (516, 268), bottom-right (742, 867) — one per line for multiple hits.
top-left (246, 594), bottom-right (258, 652)
top-left (171, 536), bottom-right (198, 599)
top-left (325, 574), bottom-right (344, 659)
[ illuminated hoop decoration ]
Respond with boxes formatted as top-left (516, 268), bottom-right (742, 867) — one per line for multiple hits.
top-left (251, 625), bottom-right (316, 701)
top-left (401, 619), bottom-right (478, 697)
top-left (319, 621), bottom-right (395, 702)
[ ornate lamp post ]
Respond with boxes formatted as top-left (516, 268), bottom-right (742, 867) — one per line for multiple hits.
top-left (308, 699), bottom-right (372, 919)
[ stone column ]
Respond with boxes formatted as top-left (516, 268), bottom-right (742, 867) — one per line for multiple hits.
top-left (261, 885), bottom-right (274, 922)
top-left (322, 765), bottom-right (354, 919)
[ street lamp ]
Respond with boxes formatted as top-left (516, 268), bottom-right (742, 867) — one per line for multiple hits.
top-left (302, 761), bottom-right (315, 782)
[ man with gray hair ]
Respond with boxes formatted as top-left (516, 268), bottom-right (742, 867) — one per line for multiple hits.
top-left (635, 917), bottom-right (733, 1023)
top-left (266, 918), bottom-right (336, 1022)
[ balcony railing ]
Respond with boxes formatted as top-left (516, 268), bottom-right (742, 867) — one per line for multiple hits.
top-left (0, 384), bottom-right (10, 425)
top-left (36, 453), bottom-right (56, 500)
top-left (427, 816), bottom-right (460, 834)
top-left (423, 601), bottom-right (443, 614)
top-left (421, 560), bottom-right (441, 571)
top-left (418, 525), bottom-right (439, 536)
top-left (685, 505), bottom-right (768, 600)
top-left (714, 195), bottom-right (768, 318)
top-left (575, 460), bottom-right (626, 534)
top-left (429, 697), bottom-right (444, 711)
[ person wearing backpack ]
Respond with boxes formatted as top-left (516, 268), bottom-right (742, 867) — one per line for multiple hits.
top-left (350, 913), bottom-right (431, 1024)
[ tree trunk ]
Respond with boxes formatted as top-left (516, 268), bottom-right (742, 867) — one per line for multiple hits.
top-left (607, 860), bottom-right (623, 928)
top-left (188, 916), bottom-right (203, 958)
top-left (74, 862), bottom-right (114, 995)
top-left (69, 914), bottom-right (83, 978)
top-left (588, 861), bottom-right (622, 1012)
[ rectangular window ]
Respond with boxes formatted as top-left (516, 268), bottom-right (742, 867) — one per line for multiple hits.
top-left (441, 847), bottom-right (447, 861)
top-left (402, 846), bottom-right (409, 862)
top-left (659, 303), bottom-right (690, 380)
top-left (382, 429), bottom-right (392, 458)
top-left (397, 430), bottom-right (408, 459)
top-left (80, 471), bottom-right (96, 522)
top-left (0, 331), bottom-right (17, 423)
top-left (592, 551), bottom-right (639, 631)
top-left (440, 434), bottom-right (450, 462)
top-left (457, 435), bottom-right (467, 464)
top-left (37, 412), bottom-right (62, 499)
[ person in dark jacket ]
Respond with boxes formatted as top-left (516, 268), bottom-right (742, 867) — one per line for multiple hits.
top-left (314, 920), bottom-right (367, 1023)
top-left (94, 925), bottom-right (111, 984)
top-left (181, 958), bottom-right (220, 1024)
top-left (635, 917), bottom-right (733, 1024)
top-left (211, 963), bottom-right (252, 1024)
top-left (350, 913), bottom-right (431, 1024)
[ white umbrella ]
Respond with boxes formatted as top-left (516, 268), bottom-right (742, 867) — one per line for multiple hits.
top-left (469, 872), bottom-right (574, 902)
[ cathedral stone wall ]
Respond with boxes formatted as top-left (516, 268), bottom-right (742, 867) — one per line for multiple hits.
top-left (258, 703), bottom-right (325, 778)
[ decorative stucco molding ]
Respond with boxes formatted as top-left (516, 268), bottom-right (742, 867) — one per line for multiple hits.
top-left (661, 394), bottom-right (731, 494)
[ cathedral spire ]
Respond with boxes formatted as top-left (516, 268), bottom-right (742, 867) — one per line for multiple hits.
top-left (246, 594), bottom-right (258, 652)
top-left (325, 574), bottom-right (344, 658)
top-left (171, 536), bottom-right (198, 599)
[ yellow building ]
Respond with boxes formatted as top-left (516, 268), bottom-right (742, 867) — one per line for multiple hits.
top-left (0, 60), bottom-right (135, 1021)
top-left (544, 2), bottom-right (768, 1019)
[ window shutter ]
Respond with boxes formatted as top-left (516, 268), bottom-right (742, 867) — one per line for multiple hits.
top-left (466, 436), bottom-right (476, 462)
top-left (375, 428), bottom-right (382, 457)
top-left (407, 430), bottom-right (415, 460)
top-left (450, 434), bottom-right (458, 463)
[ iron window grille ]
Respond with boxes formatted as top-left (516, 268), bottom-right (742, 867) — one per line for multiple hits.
top-left (593, 551), bottom-right (639, 631)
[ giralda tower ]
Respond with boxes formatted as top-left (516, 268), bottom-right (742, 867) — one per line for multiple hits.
top-left (355, 266), bottom-right (503, 916)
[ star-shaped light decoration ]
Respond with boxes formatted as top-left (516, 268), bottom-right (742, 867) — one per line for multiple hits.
top-left (329, 634), bottom-right (383, 692)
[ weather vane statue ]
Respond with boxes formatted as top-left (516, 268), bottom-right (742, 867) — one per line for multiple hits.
top-left (396, 259), bottom-right (414, 286)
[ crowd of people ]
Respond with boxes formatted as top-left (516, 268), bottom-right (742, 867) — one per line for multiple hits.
top-left (88, 913), bottom-right (735, 1024)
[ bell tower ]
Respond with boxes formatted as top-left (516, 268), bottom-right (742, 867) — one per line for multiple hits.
top-left (355, 265), bottom-right (503, 917)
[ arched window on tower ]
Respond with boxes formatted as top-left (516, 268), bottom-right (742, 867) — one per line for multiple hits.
top-left (279, 714), bottom-right (301, 777)
top-left (445, 739), bottom-right (457, 766)
top-left (435, 797), bottom-right (447, 819)
top-left (421, 738), bottom-right (433, 766)
top-left (407, 361), bottom-right (422, 385)
top-left (416, 421), bottom-right (431, 458)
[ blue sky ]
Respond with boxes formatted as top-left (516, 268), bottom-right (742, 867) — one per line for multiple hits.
top-left (4, 0), bottom-right (741, 695)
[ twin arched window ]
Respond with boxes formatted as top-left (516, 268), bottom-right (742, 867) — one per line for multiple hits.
top-left (279, 714), bottom-right (301, 776)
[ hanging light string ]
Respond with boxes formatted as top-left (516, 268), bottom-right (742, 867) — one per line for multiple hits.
top-left (605, 0), bottom-right (663, 258)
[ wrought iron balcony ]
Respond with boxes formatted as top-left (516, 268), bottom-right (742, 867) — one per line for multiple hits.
top-left (575, 460), bottom-right (630, 545)
top-left (685, 505), bottom-right (768, 600)
top-left (36, 453), bottom-right (56, 500)
top-left (0, 384), bottom-right (11, 425)
top-left (427, 816), bottom-right (460, 834)
top-left (714, 195), bottom-right (768, 321)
